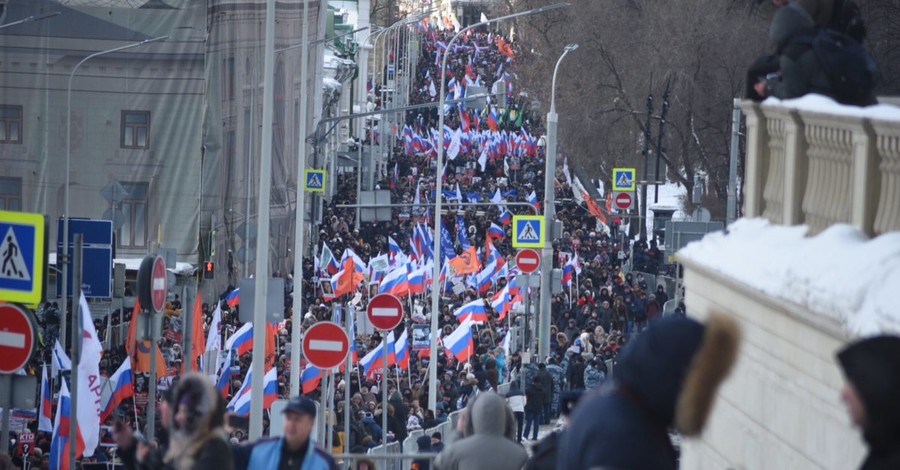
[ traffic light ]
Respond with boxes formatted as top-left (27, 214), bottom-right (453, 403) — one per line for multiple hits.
top-left (204, 261), bottom-right (215, 280)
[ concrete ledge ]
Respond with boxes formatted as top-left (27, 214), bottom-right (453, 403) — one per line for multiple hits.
top-left (680, 258), bottom-right (865, 470)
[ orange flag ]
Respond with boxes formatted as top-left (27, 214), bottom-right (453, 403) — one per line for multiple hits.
top-left (584, 191), bottom-right (609, 225)
top-left (449, 246), bottom-right (481, 275)
top-left (334, 257), bottom-right (364, 298)
top-left (126, 300), bottom-right (141, 357)
top-left (190, 292), bottom-right (205, 367)
top-left (265, 322), bottom-right (277, 370)
top-left (133, 340), bottom-right (167, 378)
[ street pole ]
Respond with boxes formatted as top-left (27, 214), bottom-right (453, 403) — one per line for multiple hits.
top-left (288, 0), bottom-right (309, 397)
top-left (68, 235), bottom-right (83, 466)
top-left (427, 3), bottom-right (571, 413)
top-left (727, 98), bottom-right (741, 225)
top-left (538, 44), bottom-right (577, 360)
top-left (250, 0), bottom-right (275, 439)
top-left (62, 36), bottom-right (166, 350)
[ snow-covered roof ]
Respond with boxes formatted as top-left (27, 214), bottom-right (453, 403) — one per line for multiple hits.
top-left (677, 218), bottom-right (900, 336)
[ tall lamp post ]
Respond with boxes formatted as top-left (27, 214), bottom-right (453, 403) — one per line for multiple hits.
top-left (61, 36), bottom-right (167, 349)
top-left (427, 3), bottom-right (570, 413)
top-left (538, 43), bottom-right (577, 359)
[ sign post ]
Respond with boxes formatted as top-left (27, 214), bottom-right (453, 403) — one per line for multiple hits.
top-left (137, 255), bottom-right (166, 441)
top-left (366, 294), bottom-right (403, 452)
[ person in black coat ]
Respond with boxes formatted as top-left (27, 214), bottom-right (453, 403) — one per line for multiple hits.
top-left (558, 315), bottom-right (740, 470)
top-left (535, 364), bottom-right (553, 424)
top-left (837, 335), bottom-right (900, 470)
top-left (524, 377), bottom-right (545, 441)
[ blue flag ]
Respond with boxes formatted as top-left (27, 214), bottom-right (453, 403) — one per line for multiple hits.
top-left (456, 215), bottom-right (471, 249)
top-left (441, 226), bottom-right (456, 261)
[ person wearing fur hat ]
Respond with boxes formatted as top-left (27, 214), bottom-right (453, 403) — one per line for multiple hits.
top-left (138, 373), bottom-right (233, 469)
top-left (836, 335), bottom-right (900, 470)
top-left (558, 314), bottom-right (740, 469)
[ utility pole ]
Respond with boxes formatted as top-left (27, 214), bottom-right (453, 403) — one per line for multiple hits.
top-left (640, 91), bottom-right (653, 241)
top-left (653, 79), bottom-right (671, 204)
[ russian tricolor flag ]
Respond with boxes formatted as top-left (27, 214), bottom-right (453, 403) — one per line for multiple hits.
top-left (488, 222), bottom-right (505, 240)
top-left (225, 323), bottom-right (253, 356)
top-left (51, 381), bottom-right (85, 470)
top-left (563, 258), bottom-right (575, 287)
top-left (263, 367), bottom-right (279, 409)
top-left (301, 365), bottom-right (322, 394)
top-left (379, 265), bottom-right (410, 298)
top-left (216, 350), bottom-right (233, 399)
top-left (408, 266), bottom-right (426, 295)
top-left (395, 330), bottom-right (410, 370)
top-left (360, 342), bottom-right (387, 378)
top-left (101, 357), bottom-right (135, 422)
top-left (228, 369), bottom-right (253, 416)
top-left (39, 364), bottom-right (52, 432)
top-left (454, 299), bottom-right (488, 324)
top-left (226, 288), bottom-right (240, 308)
top-left (527, 190), bottom-right (541, 211)
top-left (444, 320), bottom-right (475, 363)
top-left (491, 284), bottom-right (512, 321)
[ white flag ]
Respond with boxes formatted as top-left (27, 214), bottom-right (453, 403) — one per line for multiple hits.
top-left (52, 340), bottom-right (71, 377)
top-left (205, 303), bottom-right (222, 352)
top-left (77, 293), bottom-right (103, 456)
top-left (428, 79), bottom-right (437, 98)
top-left (478, 148), bottom-right (488, 173)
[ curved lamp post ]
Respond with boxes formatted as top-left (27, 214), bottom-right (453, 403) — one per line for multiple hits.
top-left (427, 3), bottom-right (570, 413)
top-left (538, 43), bottom-right (578, 359)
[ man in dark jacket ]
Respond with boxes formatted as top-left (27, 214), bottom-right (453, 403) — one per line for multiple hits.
top-left (524, 377), bottom-right (545, 441)
top-left (536, 364), bottom-right (553, 424)
top-left (558, 315), bottom-right (740, 470)
top-left (837, 335), bottom-right (900, 470)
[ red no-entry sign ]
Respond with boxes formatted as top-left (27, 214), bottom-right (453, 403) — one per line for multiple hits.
top-left (303, 322), bottom-right (350, 370)
top-left (516, 249), bottom-right (541, 274)
top-left (614, 192), bottom-right (634, 210)
top-left (0, 303), bottom-right (37, 374)
top-left (367, 294), bottom-right (404, 331)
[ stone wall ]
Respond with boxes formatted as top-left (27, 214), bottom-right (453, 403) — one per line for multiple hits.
top-left (679, 260), bottom-right (866, 470)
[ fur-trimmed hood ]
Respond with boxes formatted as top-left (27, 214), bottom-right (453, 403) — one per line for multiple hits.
top-left (614, 314), bottom-right (740, 436)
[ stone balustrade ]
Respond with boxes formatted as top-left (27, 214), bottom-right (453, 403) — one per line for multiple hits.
top-left (740, 95), bottom-right (900, 236)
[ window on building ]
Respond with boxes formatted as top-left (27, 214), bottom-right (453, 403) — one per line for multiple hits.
top-left (121, 111), bottom-right (150, 149)
top-left (0, 178), bottom-right (22, 211)
top-left (0, 106), bottom-right (23, 144)
top-left (118, 182), bottom-right (148, 249)
top-left (224, 57), bottom-right (236, 99)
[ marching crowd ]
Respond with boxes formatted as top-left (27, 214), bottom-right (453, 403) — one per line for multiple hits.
top-left (5, 14), bottom-right (678, 470)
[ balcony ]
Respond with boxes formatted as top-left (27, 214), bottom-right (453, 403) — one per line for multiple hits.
top-left (676, 95), bottom-right (900, 469)
top-left (741, 94), bottom-right (900, 236)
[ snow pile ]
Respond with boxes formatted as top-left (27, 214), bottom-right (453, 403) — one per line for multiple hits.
top-left (677, 218), bottom-right (900, 336)
top-left (763, 94), bottom-right (900, 121)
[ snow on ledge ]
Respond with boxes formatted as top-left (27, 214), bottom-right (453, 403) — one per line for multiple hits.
top-left (677, 218), bottom-right (900, 337)
top-left (762, 94), bottom-right (900, 122)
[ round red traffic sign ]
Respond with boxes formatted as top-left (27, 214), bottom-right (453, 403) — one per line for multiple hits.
top-left (302, 321), bottom-right (350, 370)
top-left (151, 256), bottom-right (167, 313)
top-left (614, 192), bottom-right (633, 210)
top-left (367, 294), bottom-right (404, 331)
top-left (0, 303), bottom-right (37, 374)
top-left (516, 249), bottom-right (541, 274)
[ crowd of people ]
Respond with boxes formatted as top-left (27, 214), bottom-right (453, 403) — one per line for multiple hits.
top-left (5, 13), bottom-right (682, 470)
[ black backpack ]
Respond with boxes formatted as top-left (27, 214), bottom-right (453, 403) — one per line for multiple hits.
top-left (810, 29), bottom-right (879, 105)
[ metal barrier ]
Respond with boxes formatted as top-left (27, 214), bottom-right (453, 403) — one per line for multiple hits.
top-left (366, 440), bottom-right (402, 470)
top-left (402, 429), bottom-right (424, 469)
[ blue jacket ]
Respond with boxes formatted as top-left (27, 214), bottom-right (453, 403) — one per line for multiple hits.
top-left (234, 437), bottom-right (338, 470)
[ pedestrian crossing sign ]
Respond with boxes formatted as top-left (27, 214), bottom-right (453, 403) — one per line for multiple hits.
top-left (0, 210), bottom-right (46, 307)
top-left (304, 169), bottom-right (327, 193)
top-left (512, 215), bottom-right (545, 249)
top-left (612, 168), bottom-right (637, 192)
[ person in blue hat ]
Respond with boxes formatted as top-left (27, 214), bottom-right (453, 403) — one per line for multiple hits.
top-left (233, 396), bottom-right (337, 470)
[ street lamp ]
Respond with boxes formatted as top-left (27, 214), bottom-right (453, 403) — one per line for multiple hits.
top-left (427, 3), bottom-right (571, 413)
top-left (60, 35), bottom-right (167, 350)
top-left (0, 11), bottom-right (60, 30)
top-left (538, 43), bottom-right (577, 359)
